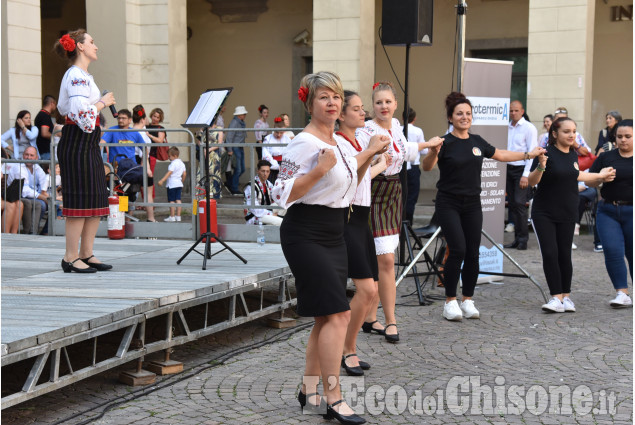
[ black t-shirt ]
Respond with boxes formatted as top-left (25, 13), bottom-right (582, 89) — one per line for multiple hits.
top-left (436, 133), bottom-right (496, 197)
top-left (531, 144), bottom-right (579, 222)
top-left (34, 110), bottom-right (53, 154)
top-left (147, 124), bottom-right (165, 158)
top-left (589, 149), bottom-right (633, 203)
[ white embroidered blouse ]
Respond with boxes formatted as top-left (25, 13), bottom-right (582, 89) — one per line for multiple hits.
top-left (336, 133), bottom-right (372, 207)
top-left (272, 132), bottom-right (358, 209)
top-left (57, 66), bottom-right (101, 133)
top-left (356, 118), bottom-right (419, 176)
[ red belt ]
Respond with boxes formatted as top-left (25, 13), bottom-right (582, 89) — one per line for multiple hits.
top-left (272, 155), bottom-right (282, 161)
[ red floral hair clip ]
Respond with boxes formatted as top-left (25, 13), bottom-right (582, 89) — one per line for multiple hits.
top-left (298, 86), bottom-right (309, 103)
top-left (274, 117), bottom-right (283, 123)
top-left (137, 109), bottom-right (145, 117)
top-left (372, 82), bottom-right (380, 90)
top-left (60, 34), bottom-right (76, 52)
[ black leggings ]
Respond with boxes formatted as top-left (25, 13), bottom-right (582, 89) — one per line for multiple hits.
top-left (532, 217), bottom-right (575, 295)
top-left (436, 192), bottom-right (482, 298)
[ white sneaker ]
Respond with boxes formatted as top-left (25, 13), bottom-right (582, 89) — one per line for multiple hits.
top-left (574, 223), bottom-right (580, 236)
top-left (542, 297), bottom-right (565, 313)
top-left (610, 292), bottom-right (633, 308)
top-left (175, 216), bottom-right (182, 222)
top-left (571, 242), bottom-right (577, 250)
top-left (460, 299), bottom-right (480, 319)
top-left (563, 297), bottom-right (576, 312)
top-left (443, 300), bottom-right (463, 321)
top-left (164, 216), bottom-right (175, 222)
top-left (505, 223), bottom-right (515, 233)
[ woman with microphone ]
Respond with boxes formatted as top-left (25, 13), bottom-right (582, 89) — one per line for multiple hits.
top-left (55, 29), bottom-right (115, 273)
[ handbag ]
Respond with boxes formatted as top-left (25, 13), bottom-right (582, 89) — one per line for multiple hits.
top-left (577, 153), bottom-right (597, 171)
top-left (155, 132), bottom-right (169, 161)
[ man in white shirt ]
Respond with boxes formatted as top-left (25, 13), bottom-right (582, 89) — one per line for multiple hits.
top-left (504, 101), bottom-right (537, 250)
top-left (9, 146), bottom-right (49, 234)
top-left (402, 108), bottom-right (427, 225)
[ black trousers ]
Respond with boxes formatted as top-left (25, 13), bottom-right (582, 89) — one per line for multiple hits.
top-left (532, 216), bottom-right (575, 295)
top-left (405, 166), bottom-right (421, 225)
top-left (436, 192), bottom-right (482, 298)
top-left (506, 164), bottom-right (529, 243)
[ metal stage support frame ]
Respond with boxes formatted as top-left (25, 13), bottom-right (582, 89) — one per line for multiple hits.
top-left (1, 273), bottom-right (295, 409)
top-left (396, 228), bottom-right (548, 304)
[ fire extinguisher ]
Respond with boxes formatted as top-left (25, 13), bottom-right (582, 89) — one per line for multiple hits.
top-left (108, 194), bottom-right (125, 239)
top-left (198, 198), bottom-right (218, 242)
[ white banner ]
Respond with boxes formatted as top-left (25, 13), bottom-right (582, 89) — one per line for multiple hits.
top-left (468, 96), bottom-right (510, 126)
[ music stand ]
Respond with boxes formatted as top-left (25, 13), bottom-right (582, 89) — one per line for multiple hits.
top-left (177, 88), bottom-right (247, 269)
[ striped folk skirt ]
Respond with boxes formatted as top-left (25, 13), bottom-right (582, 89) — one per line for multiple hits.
top-left (370, 175), bottom-right (402, 238)
top-left (58, 124), bottom-right (109, 217)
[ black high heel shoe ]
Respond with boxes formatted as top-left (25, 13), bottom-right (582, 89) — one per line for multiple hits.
top-left (384, 324), bottom-right (400, 343)
top-left (80, 255), bottom-right (113, 271)
top-left (324, 399), bottom-right (366, 425)
top-left (341, 354), bottom-right (364, 376)
top-left (61, 258), bottom-right (97, 273)
top-left (298, 391), bottom-right (325, 414)
top-left (361, 320), bottom-right (385, 335)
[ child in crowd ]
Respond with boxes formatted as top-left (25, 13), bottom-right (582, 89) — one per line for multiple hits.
top-left (158, 147), bottom-right (186, 222)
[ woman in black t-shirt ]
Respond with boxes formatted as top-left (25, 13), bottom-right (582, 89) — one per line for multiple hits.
top-left (423, 92), bottom-right (545, 322)
top-left (590, 119), bottom-right (633, 308)
top-left (528, 117), bottom-right (615, 314)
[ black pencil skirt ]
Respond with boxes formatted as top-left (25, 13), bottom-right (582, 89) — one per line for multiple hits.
top-left (344, 205), bottom-right (379, 281)
top-left (280, 203), bottom-right (350, 317)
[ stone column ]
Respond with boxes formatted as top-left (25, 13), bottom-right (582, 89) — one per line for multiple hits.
top-left (2, 0), bottom-right (42, 129)
top-left (86, 0), bottom-right (188, 141)
top-left (527, 0), bottom-right (596, 138)
top-left (313, 0), bottom-right (375, 102)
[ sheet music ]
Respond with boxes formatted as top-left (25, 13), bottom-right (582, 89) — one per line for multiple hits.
top-left (186, 89), bottom-right (230, 125)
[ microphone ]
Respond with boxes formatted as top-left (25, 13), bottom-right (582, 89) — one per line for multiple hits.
top-left (101, 90), bottom-right (118, 118)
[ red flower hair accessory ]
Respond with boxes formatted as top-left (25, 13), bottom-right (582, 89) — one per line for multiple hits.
top-left (274, 117), bottom-right (283, 123)
top-left (298, 86), bottom-right (309, 103)
top-left (137, 109), bottom-right (145, 117)
top-left (60, 34), bottom-right (76, 52)
top-left (372, 82), bottom-right (380, 90)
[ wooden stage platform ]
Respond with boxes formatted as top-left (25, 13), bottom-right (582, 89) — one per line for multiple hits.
top-left (0, 234), bottom-right (295, 409)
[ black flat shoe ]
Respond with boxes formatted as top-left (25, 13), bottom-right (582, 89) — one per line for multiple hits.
top-left (341, 354), bottom-right (364, 376)
top-left (384, 324), bottom-right (400, 343)
top-left (361, 321), bottom-right (385, 335)
top-left (81, 255), bottom-right (113, 271)
top-left (324, 399), bottom-right (366, 425)
top-left (61, 258), bottom-right (97, 273)
top-left (358, 360), bottom-right (370, 370)
top-left (504, 240), bottom-right (519, 249)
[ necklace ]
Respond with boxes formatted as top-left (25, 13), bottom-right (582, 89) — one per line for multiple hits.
top-left (336, 131), bottom-right (362, 152)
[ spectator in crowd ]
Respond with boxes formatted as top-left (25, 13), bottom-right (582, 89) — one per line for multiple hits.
top-left (539, 107), bottom-right (591, 155)
top-left (402, 107), bottom-right (427, 225)
top-left (226, 106), bottom-right (248, 195)
top-left (244, 159), bottom-right (282, 226)
top-left (102, 109), bottom-right (142, 163)
top-left (34, 95), bottom-right (57, 160)
top-left (8, 146), bottom-right (49, 234)
top-left (1, 110), bottom-right (39, 159)
top-left (528, 117), bottom-right (614, 313)
top-left (596, 110), bottom-right (622, 154)
top-left (131, 105), bottom-right (156, 222)
top-left (279, 113), bottom-right (295, 140)
top-left (147, 107), bottom-right (168, 197)
top-left (261, 117), bottom-right (291, 183)
top-left (590, 119), bottom-right (633, 308)
top-left (158, 147), bottom-right (186, 222)
top-left (504, 100), bottom-right (538, 251)
top-left (1, 147), bottom-right (24, 233)
top-left (197, 125), bottom-right (224, 199)
top-left (537, 114), bottom-right (554, 155)
top-left (253, 104), bottom-right (269, 160)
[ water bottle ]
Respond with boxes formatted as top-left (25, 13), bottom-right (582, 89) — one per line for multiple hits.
top-left (257, 222), bottom-right (266, 246)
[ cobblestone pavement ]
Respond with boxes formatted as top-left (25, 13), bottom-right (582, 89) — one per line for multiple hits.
top-left (3, 231), bottom-right (632, 425)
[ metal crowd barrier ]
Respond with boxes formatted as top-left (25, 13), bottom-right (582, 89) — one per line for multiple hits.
top-left (0, 125), bottom-right (304, 239)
